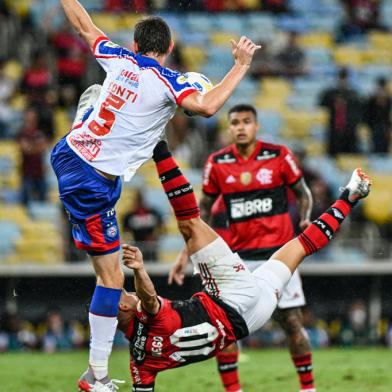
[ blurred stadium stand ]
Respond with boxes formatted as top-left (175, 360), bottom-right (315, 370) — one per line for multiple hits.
top-left (0, 0), bottom-right (392, 349)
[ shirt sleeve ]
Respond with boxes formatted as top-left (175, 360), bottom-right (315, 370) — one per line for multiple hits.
top-left (202, 155), bottom-right (220, 196)
top-left (92, 36), bottom-right (136, 72)
top-left (151, 68), bottom-right (198, 106)
top-left (280, 146), bottom-right (303, 186)
top-left (136, 297), bottom-right (168, 325)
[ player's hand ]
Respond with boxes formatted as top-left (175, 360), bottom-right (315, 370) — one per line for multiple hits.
top-left (168, 262), bottom-right (186, 286)
top-left (122, 244), bottom-right (144, 271)
top-left (299, 219), bottom-right (312, 231)
top-left (168, 250), bottom-right (188, 285)
top-left (230, 36), bottom-right (261, 67)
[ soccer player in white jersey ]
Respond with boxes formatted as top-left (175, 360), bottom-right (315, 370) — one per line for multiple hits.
top-left (50, 1), bottom-right (260, 391)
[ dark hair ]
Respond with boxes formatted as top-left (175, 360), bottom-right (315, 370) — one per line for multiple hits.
top-left (228, 104), bottom-right (258, 119)
top-left (134, 16), bottom-right (171, 56)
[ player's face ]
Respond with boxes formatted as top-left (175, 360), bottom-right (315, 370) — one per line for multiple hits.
top-left (118, 290), bottom-right (138, 322)
top-left (228, 111), bottom-right (259, 147)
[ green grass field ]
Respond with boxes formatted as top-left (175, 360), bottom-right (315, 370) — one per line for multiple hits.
top-left (1, 348), bottom-right (392, 391)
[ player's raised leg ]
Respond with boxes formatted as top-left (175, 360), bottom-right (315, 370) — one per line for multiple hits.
top-left (255, 168), bottom-right (371, 287)
top-left (153, 140), bottom-right (261, 332)
top-left (152, 140), bottom-right (218, 251)
top-left (276, 168), bottom-right (370, 271)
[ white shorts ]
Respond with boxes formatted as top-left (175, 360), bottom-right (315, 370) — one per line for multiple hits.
top-left (190, 237), bottom-right (292, 335)
top-left (245, 261), bottom-right (306, 309)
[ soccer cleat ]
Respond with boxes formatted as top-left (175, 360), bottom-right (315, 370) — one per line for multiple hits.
top-left (78, 367), bottom-right (95, 391)
top-left (90, 379), bottom-right (125, 391)
top-left (72, 84), bottom-right (102, 128)
top-left (300, 389), bottom-right (316, 392)
top-left (342, 168), bottom-right (371, 203)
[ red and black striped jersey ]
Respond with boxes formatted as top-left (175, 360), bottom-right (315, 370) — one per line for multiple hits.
top-left (203, 141), bottom-right (302, 260)
top-left (125, 292), bottom-right (248, 392)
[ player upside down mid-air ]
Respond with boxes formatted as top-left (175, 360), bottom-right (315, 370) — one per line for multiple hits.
top-left (113, 141), bottom-right (371, 392)
top-left (51, 1), bottom-right (260, 391)
top-left (171, 104), bottom-right (315, 392)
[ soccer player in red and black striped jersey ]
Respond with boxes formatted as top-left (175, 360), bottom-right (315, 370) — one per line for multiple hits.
top-left (170, 104), bottom-right (315, 392)
top-left (115, 140), bottom-right (371, 392)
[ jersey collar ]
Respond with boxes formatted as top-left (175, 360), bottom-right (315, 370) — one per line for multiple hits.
top-left (135, 53), bottom-right (160, 68)
top-left (232, 140), bottom-right (262, 162)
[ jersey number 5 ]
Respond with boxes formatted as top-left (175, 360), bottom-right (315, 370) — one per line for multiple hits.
top-left (88, 93), bottom-right (125, 136)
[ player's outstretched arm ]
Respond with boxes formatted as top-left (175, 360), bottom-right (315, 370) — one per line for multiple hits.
top-left (122, 244), bottom-right (160, 315)
top-left (181, 36), bottom-right (261, 117)
top-left (60, 0), bottom-right (105, 49)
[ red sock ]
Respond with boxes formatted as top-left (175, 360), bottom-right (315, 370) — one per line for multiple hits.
top-left (292, 352), bottom-right (315, 390)
top-left (298, 190), bottom-right (353, 255)
top-left (216, 351), bottom-right (242, 392)
top-left (153, 141), bottom-right (200, 220)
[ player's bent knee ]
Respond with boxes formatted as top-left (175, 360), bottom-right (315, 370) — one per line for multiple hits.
top-left (221, 341), bottom-right (238, 353)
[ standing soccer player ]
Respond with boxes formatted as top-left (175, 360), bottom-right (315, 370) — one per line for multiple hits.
top-left (51, 2), bottom-right (260, 391)
top-left (170, 104), bottom-right (315, 392)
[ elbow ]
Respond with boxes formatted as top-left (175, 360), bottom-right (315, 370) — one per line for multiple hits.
top-left (199, 105), bottom-right (216, 118)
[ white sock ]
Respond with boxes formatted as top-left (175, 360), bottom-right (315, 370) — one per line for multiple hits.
top-left (89, 312), bottom-right (118, 380)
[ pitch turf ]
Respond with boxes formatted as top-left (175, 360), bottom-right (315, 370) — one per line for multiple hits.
top-left (1, 348), bottom-right (392, 391)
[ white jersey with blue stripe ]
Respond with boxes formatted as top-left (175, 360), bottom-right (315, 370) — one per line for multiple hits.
top-left (66, 36), bottom-right (197, 178)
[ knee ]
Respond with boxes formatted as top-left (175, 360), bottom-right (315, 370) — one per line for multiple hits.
top-left (99, 268), bottom-right (124, 289)
top-left (93, 254), bottom-right (124, 289)
top-left (220, 342), bottom-right (239, 354)
top-left (279, 310), bottom-right (307, 340)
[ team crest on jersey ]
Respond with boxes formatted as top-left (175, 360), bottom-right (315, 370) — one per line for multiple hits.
top-left (256, 168), bottom-right (273, 185)
top-left (106, 225), bottom-right (118, 238)
top-left (240, 172), bottom-right (252, 185)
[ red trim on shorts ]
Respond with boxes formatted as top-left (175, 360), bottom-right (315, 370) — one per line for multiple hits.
top-left (74, 238), bottom-right (120, 254)
top-left (73, 213), bottom-right (120, 254)
top-left (86, 213), bottom-right (106, 244)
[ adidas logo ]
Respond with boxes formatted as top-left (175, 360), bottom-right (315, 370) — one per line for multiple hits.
top-left (226, 175), bottom-right (236, 184)
top-left (332, 208), bottom-right (344, 219)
